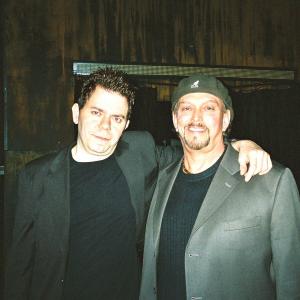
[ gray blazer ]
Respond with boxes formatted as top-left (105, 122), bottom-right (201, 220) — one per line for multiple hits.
top-left (140, 144), bottom-right (300, 300)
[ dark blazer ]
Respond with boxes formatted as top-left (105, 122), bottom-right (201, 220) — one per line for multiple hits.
top-left (5, 131), bottom-right (181, 300)
top-left (140, 144), bottom-right (300, 300)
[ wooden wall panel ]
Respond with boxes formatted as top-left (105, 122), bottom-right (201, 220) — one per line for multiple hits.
top-left (4, 0), bottom-right (300, 150)
top-left (4, 0), bottom-right (76, 150)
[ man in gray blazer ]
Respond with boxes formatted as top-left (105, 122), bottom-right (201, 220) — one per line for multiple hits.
top-left (140, 74), bottom-right (300, 300)
top-left (5, 68), bottom-right (272, 300)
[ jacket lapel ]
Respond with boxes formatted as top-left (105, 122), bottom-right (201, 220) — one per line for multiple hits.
top-left (114, 139), bottom-right (144, 233)
top-left (152, 159), bottom-right (182, 247)
top-left (45, 147), bottom-right (71, 253)
top-left (190, 145), bottom-right (241, 235)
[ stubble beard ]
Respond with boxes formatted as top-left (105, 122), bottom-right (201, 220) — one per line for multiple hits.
top-left (181, 125), bottom-right (210, 150)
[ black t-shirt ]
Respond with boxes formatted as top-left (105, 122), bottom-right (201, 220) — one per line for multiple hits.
top-left (62, 154), bottom-right (138, 300)
top-left (157, 155), bottom-right (223, 300)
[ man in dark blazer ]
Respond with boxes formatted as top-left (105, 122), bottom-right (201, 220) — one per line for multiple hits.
top-left (140, 74), bottom-right (300, 300)
top-left (5, 68), bottom-right (272, 300)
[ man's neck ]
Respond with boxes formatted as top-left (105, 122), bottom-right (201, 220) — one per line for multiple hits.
top-left (182, 142), bottom-right (225, 174)
top-left (71, 144), bottom-right (115, 162)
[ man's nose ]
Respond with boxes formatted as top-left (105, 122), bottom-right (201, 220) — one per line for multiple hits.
top-left (191, 108), bottom-right (203, 122)
top-left (98, 115), bottom-right (111, 130)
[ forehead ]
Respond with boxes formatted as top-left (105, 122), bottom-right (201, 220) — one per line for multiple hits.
top-left (86, 86), bottom-right (129, 114)
top-left (178, 92), bottom-right (224, 106)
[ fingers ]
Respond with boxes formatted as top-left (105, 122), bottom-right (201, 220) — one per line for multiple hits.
top-left (238, 152), bottom-right (252, 182)
top-left (240, 150), bottom-right (272, 182)
top-left (243, 159), bottom-right (256, 182)
top-left (258, 152), bottom-right (272, 175)
top-left (239, 161), bottom-right (248, 177)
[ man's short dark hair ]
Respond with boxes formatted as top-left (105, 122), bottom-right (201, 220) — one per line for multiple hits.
top-left (78, 67), bottom-right (135, 119)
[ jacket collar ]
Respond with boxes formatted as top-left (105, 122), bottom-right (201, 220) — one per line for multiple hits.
top-left (49, 144), bottom-right (74, 174)
top-left (47, 137), bottom-right (144, 237)
top-left (190, 144), bottom-right (240, 236)
top-left (48, 137), bottom-right (129, 174)
top-left (152, 144), bottom-right (241, 246)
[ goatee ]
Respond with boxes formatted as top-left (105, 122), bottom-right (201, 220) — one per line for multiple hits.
top-left (182, 124), bottom-right (210, 150)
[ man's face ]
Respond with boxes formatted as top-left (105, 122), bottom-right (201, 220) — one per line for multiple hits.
top-left (172, 92), bottom-right (230, 152)
top-left (72, 86), bottom-right (129, 160)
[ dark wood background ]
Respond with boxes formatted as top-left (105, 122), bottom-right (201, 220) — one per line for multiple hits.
top-left (2, 0), bottom-right (300, 293)
top-left (3, 0), bottom-right (300, 151)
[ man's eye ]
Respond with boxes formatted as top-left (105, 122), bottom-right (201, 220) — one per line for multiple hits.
top-left (182, 106), bottom-right (191, 111)
top-left (91, 110), bottom-right (99, 115)
top-left (205, 105), bottom-right (215, 111)
top-left (114, 117), bottom-right (123, 123)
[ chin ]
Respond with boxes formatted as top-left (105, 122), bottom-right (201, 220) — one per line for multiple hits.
top-left (185, 136), bottom-right (209, 148)
top-left (89, 145), bottom-right (108, 154)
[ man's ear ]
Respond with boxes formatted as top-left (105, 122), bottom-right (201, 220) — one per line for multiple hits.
top-left (172, 112), bottom-right (178, 132)
top-left (222, 109), bottom-right (231, 132)
top-left (125, 120), bottom-right (130, 130)
top-left (72, 103), bottom-right (79, 125)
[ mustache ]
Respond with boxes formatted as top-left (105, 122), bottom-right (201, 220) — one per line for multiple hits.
top-left (185, 122), bottom-right (207, 130)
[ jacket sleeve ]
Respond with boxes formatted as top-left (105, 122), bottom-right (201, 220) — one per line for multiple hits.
top-left (5, 167), bottom-right (36, 300)
top-left (271, 168), bottom-right (300, 299)
top-left (155, 143), bottom-right (183, 169)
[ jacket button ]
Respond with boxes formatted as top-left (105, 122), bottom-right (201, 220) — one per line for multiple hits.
top-left (153, 287), bottom-right (157, 295)
top-left (188, 253), bottom-right (199, 257)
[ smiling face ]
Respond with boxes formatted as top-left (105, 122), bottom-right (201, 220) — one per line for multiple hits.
top-left (72, 86), bottom-right (129, 161)
top-left (172, 92), bottom-right (230, 153)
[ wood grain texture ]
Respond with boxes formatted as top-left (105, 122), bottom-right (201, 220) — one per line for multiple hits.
top-left (3, 0), bottom-right (300, 151)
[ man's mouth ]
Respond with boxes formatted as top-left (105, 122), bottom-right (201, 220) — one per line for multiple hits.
top-left (92, 134), bottom-right (110, 141)
top-left (187, 124), bottom-right (207, 132)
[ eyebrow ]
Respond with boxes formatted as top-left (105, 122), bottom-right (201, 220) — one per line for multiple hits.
top-left (111, 114), bottom-right (126, 119)
top-left (90, 106), bottom-right (126, 119)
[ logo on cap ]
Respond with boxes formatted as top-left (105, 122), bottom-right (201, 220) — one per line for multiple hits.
top-left (191, 80), bottom-right (199, 88)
